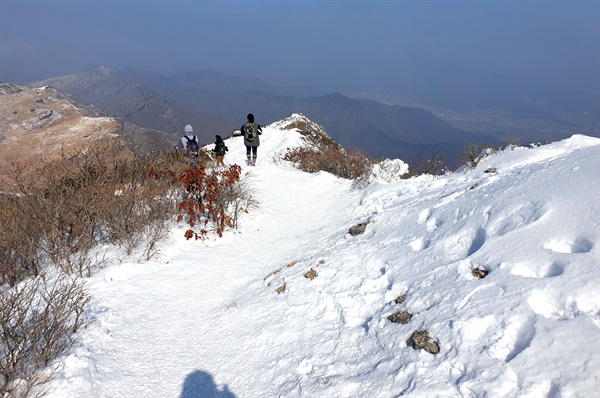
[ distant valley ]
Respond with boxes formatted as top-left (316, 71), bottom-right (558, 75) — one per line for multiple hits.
top-left (350, 90), bottom-right (600, 146)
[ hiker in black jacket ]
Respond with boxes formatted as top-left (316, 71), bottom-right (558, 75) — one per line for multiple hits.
top-left (240, 113), bottom-right (262, 166)
top-left (212, 135), bottom-right (229, 167)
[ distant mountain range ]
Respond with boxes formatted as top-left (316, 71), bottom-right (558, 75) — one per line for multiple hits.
top-left (29, 67), bottom-right (234, 143)
top-left (30, 66), bottom-right (494, 163)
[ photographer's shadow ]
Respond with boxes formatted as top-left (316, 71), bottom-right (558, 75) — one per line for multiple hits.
top-left (181, 370), bottom-right (236, 398)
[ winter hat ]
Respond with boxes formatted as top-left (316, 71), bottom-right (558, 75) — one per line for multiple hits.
top-left (247, 113), bottom-right (254, 123)
top-left (215, 135), bottom-right (223, 143)
top-left (184, 125), bottom-right (193, 133)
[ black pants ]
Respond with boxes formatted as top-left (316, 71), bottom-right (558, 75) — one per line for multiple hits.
top-left (246, 146), bottom-right (257, 157)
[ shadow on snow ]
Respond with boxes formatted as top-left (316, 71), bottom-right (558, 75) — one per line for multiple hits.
top-left (181, 370), bottom-right (236, 398)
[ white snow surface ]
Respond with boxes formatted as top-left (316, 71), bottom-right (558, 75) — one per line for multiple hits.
top-left (44, 123), bottom-right (600, 398)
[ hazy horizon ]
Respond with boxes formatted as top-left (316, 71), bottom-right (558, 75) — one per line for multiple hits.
top-left (1, 1), bottom-right (598, 113)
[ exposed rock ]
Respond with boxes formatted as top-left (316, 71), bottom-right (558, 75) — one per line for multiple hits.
top-left (349, 222), bottom-right (369, 236)
top-left (407, 330), bottom-right (440, 354)
top-left (470, 183), bottom-right (479, 190)
top-left (263, 268), bottom-right (282, 281)
top-left (388, 311), bottom-right (412, 324)
top-left (395, 295), bottom-right (406, 304)
top-left (0, 83), bottom-right (25, 95)
top-left (275, 283), bottom-right (287, 294)
top-left (472, 268), bottom-right (489, 279)
top-left (485, 167), bottom-right (497, 174)
top-left (304, 269), bottom-right (318, 280)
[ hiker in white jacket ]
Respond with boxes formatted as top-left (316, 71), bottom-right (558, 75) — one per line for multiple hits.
top-left (177, 124), bottom-right (200, 166)
top-left (177, 125), bottom-right (199, 154)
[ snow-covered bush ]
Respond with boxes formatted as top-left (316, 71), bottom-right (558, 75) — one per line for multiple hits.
top-left (368, 159), bottom-right (409, 183)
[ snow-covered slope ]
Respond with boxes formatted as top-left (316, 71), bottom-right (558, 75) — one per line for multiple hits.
top-left (44, 119), bottom-right (599, 397)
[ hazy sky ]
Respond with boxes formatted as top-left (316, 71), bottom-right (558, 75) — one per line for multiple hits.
top-left (1, 0), bottom-right (598, 99)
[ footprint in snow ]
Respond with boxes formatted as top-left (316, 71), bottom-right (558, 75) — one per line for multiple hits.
top-left (417, 208), bottom-right (431, 224)
top-left (409, 237), bottom-right (430, 252)
top-left (487, 201), bottom-right (546, 237)
top-left (510, 261), bottom-right (565, 279)
top-left (543, 237), bottom-right (593, 254)
top-left (488, 315), bottom-right (536, 363)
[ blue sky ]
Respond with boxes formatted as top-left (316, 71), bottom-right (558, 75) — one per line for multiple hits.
top-left (1, 0), bottom-right (597, 105)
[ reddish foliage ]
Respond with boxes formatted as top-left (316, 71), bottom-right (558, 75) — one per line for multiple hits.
top-left (156, 164), bottom-right (243, 240)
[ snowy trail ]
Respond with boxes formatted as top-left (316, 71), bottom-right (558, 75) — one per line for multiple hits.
top-left (49, 127), bottom-right (362, 398)
top-left (44, 126), bottom-right (600, 398)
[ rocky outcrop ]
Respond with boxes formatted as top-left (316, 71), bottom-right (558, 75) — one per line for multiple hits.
top-left (349, 222), bottom-right (369, 236)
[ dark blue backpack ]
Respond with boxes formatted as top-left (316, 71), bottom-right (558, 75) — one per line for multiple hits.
top-left (184, 135), bottom-right (199, 153)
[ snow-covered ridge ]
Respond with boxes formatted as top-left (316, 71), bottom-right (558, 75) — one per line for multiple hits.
top-left (44, 131), bottom-right (600, 397)
top-left (268, 112), bottom-right (330, 138)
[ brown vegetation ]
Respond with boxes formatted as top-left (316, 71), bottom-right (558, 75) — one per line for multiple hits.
top-left (282, 141), bottom-right (373, 181)
top-left (402, 148), bottom-right (448, 178)
top-left (0, 139), bottom-right (178, 285)
top-left (0, 274), bottom-right (90, 397)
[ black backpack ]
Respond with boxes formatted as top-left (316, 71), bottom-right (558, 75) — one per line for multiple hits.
top-left (184, 135), bottom-right (199, 154)
top-left (215, 142), bottom-right (228, 156)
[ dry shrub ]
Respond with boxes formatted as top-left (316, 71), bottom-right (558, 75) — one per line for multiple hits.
top-left (282, 142), bottom-right (372, 181)
top-left (461, 138), bottom-right (522, 169)
top-left (93, 156), bottom-right (177, 259)
top-left (0, 139), bottom-right (179, 284)
top-left (461, 144), bottom-right (495, 169)
top-left (0, 274), bottom-right (90, 398)
top-left (169, 147), bottom-right (214, 170)
top-left (501, 137), bottom-right (521, 151)
top-left (403, 148), bottom-right (448, 178)
top-left (0, 195), bottom-right (44, 287)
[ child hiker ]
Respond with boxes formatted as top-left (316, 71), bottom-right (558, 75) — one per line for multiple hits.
top-left (212, 135), bottom-right (229, 166)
